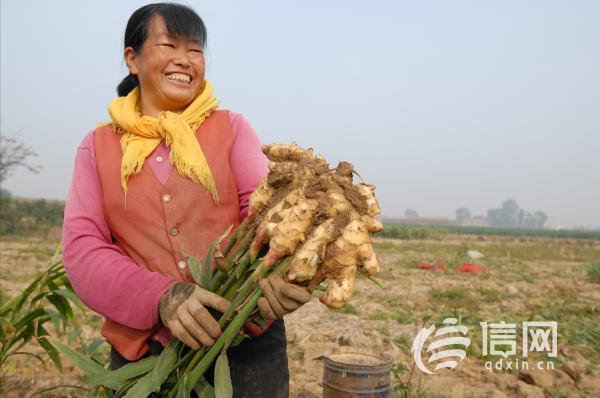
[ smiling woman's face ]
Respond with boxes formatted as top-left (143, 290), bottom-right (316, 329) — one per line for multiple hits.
top-left (124, 15), bottom-right (206, 117)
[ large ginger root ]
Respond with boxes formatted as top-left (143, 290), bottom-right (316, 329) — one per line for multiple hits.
top-left (243, 142), bottom-right (383, 309)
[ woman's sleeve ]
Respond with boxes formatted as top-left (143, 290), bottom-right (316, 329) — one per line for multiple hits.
top-left (228, 112), bottom-right (269, 220)
top-left (62, 131), bottom-right (177, 330)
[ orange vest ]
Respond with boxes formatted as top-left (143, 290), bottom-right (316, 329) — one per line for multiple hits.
top-left (94, 110), bottom-right (240, 360)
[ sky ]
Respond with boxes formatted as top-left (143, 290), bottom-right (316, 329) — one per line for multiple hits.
top-left (1, 0), bottom-right (599, 228)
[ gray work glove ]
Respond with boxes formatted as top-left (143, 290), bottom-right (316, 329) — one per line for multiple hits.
top-left (257, 275), bottom-right (312, 320)
top-left (159, 282), bottom-right (230, 350)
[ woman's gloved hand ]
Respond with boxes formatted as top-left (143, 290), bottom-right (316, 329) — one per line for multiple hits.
top-left (257, 275), bottom-right (312, 320)
top-left (159, 282), bottom-right (230, 350)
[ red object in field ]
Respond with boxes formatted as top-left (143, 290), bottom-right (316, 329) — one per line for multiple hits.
top-left (417, 262), bottom-right (446, 271)
top-left (453, 263), bottom-right (490, 274)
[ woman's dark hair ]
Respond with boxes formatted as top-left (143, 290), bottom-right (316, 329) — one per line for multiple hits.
top-left (117, 3), bottom-right (207, 96)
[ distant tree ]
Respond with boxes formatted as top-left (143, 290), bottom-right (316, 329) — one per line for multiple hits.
top-left (517, 209), bottom-right (525, 226)
top-left (0, 133), bottom-right (41, 184)
top-left (486, 208), bottom-right (503, 227)
top-left (455, 207), bottom-right (471, 224)
top-left (523, 212), bottom-right (536, 228)
top-left (404, 209), bottom-right (418, 218)
top-left (486, 199), bottom-right (521, 227)
top-left (533, 211), bottom-right (548, 229)
top-left (486, 199), bottom-right (548, 229)
top-left (519, 210), bottom-right (548, 229)
top-left (501, 199), bottom-right (520, 227)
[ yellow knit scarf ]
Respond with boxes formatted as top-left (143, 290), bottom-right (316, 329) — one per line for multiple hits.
top-left (108, 80), bottom-right (219, 203)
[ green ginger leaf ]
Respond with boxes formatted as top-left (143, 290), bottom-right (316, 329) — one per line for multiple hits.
top-left (214, 352), bottom-right (232, 398)
top-left (123, 340), bottom-right (179, 398)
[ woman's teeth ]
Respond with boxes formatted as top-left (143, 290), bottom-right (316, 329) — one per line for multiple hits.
top-left (166, 73), bottom-right (191, 84)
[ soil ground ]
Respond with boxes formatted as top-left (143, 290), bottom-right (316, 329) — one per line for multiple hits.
top-left (1, 234), bottom-right (599, 397)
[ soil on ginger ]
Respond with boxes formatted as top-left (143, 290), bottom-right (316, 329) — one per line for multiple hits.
top-left (1, 235), bottom-right (599, 397)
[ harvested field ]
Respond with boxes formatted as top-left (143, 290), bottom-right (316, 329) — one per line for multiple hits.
top-left (1, 234), bottom-right (599, 397)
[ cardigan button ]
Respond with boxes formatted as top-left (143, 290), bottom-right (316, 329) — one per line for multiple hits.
top-left (156, 156), bottom-right (163, 162)
top-left (162, 194), bottom-right (172, 203)
top-left (177, 260), bottom-right (186, 269)
top-left (169, 227), bottom-right (179, 236)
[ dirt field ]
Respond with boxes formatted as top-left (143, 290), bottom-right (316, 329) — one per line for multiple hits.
top-left (1, 234), bottom-right (599, 397)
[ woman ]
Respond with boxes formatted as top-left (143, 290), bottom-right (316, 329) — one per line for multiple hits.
top-left (62, 3), bottom-right (310, 396)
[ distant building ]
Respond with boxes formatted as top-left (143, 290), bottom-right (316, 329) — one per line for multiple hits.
top-left (402, 216), bottom-right (455, 226)
top-left (460, 216), bottom-right (489, 227)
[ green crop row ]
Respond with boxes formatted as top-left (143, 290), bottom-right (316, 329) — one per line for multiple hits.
top-left (376, 224), bottom-right (448, 240)
top-left (380, 222), bottom-right (600, 240)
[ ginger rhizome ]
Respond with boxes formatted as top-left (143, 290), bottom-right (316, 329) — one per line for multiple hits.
top-left (240, 142), bottom-right (382, 309)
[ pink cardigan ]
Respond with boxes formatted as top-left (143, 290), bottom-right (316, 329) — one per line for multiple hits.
top-left (62, 112), bottom-right (268, 333)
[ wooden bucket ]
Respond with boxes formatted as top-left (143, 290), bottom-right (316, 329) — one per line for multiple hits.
top-left (322, 347), bottom-right (393, 398)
